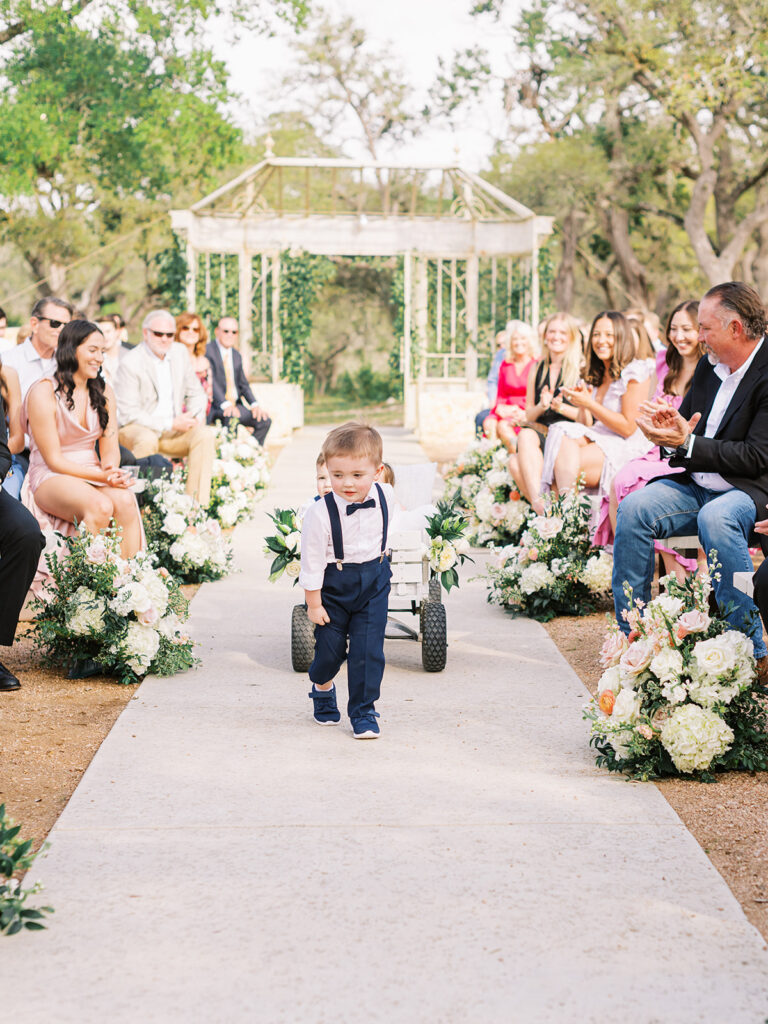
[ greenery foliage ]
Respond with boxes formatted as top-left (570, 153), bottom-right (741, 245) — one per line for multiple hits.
top-left (0, 806), bottom-right (53, 937)
top-left (279, 251), bottom-right (336, 385)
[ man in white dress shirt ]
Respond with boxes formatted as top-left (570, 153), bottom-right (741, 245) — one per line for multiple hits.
top-left (1, 296), bottom-right (72, 400)
top-left (115, 309), bottom-right (215, 506)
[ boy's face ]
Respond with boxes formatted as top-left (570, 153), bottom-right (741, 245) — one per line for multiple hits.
top-left (325, 454), bottom-right (382, 504)
top-left (316, 466), bottom-right (332, 496)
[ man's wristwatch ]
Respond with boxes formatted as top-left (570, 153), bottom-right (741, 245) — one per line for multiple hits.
top-left (676, 433), bottom-right (694, 459)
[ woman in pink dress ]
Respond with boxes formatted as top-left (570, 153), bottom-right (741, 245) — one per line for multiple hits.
top-left (593, 300), bottom-right (703, 571)
top-left (22, 319), bottom-right (143, 559)
top-left (483, 320), bottom-right (538, 452)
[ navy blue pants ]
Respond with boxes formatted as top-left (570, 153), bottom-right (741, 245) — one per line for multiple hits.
top-left (309, 557), bottom-right (391, 720)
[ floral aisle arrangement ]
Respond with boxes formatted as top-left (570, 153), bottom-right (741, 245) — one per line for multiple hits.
top-left (0, 805), bottom-right (52, 936)
top-left (443, 439), bottom-right (529, 546)
top-left (425, 498), bottom-right (472, 592)
top-left (142, 473), bottom-right (233, 583)
top-left (208, 425), bottom-right (271, 528)
top-left (585, 571), bottom-right (768, 781)
top-left (32, 526), bottom-right (196, 685)
top-left (264, 507), bottom-right (302, 583)
top-left (485, 488), bottom-right (613, 622)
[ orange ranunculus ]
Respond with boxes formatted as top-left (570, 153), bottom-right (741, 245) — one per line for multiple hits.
top-left (598, 690), bottom-right (616, 715)
top-left (627, 630), bottom-right (640, 642)
top-left (510, 491), bottom-right (520, 501)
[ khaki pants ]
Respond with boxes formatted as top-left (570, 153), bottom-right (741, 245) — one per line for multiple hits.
top-left (119, 423), bottom-right (216, 507)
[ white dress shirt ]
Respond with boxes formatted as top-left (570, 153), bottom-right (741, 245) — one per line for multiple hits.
top-left (688, 339), bottom-right (763, 491)
top-left (144, 344), bottom-right (176, 432)
top-left (1, 339), bottom-right (56, 400)
top-left (299, 483), bottom-right (395, 591)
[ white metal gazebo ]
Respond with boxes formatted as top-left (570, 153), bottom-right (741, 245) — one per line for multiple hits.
top-left (171, 153), bottom-right (552, 438)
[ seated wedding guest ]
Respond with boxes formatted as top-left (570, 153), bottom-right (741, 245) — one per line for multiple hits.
top-left (613, 282), bottom-right (768, 675)
top-left (0, 305), bottom-right (10, 353)
top-left (95, 313), bottom-right (123, 387)
top-left (508, 312), bottom-right (582, 512)
top-left (594, 300), bottom-right (703, 576)
top-left (21, 319), bottom-right (143, 559)
top-left (474, 329), bottom-right (509, 437)
top-left (0, 389), bottom-right (45, 691)
top-left (176, 312), bottom-right (213, 417)
top-left (113, 312), bottom-right (132, 349)
top-left (207, 316), bottom-right (271, 445)
top-left (540, 311), bottom-right (655, 503)
top-left (116, 309), bottom-right (215, 506)
top-left (0, 357), bottom-right (24, 498)
top-left (2, 296), bottom-right (72, 402)
top-left (482, 320), bottom-right (538, 451)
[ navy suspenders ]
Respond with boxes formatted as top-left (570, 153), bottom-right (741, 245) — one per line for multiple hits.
top-left (323, 483), bottom-right (388, 569)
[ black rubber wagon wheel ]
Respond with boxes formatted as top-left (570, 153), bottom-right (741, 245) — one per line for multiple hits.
top-left (420, 600), bottom-right (447, 672)
top-left (428, 576), bottom-right (442, 603)
top-left (291, 604), bottom-right (316, 672)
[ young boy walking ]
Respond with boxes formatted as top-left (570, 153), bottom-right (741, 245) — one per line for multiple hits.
top-left (299, 422), bottom-right (394, 739)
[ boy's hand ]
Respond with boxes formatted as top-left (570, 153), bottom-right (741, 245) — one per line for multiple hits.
top-left (307, 604), bottom-right (330, 625)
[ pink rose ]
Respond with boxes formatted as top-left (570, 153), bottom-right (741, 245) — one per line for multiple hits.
top-left (137, 607), bottom-right (160, 627)
top-left (86, 537), bottom-right (108, 565)
top-left (676, 608), bottom-right (710, 640)
top-left (490, 502), bottom-right (505, 522)
top-left (528, 547), bottom-right (539, 561)
top-left (599, 631), bottom-right (629, 668)
top-left (619, 639), bottom-right (654, 677)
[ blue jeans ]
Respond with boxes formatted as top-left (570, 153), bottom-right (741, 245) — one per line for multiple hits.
top-left (1, 455), bottom-right (24, 500)
top-left (612, 478), bottom-right (766, 658)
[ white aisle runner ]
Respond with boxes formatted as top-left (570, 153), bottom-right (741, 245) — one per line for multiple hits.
top-left (4, 425), bottom-right (768, 1023)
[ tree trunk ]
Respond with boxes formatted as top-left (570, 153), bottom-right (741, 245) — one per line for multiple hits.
top-left (554, 208), bottom-right (584, 312)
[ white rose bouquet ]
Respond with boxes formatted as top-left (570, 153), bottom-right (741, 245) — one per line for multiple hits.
top-left (31, 526), bottom-right (196, 685)
top-left (485, 487), bottom-right (612, 621)
top-left (585, 567), bottom-right (768, 781)
top-left (141, 474), bottom-right (233, 583)
top-left (443, 439), bottom-right (530, 547)
top-left (264, 507), bottom-right (302, 583)
top-left (207, 423), bottom-right (270, 527)
top-left (424, 498), bottom-right (473, 592)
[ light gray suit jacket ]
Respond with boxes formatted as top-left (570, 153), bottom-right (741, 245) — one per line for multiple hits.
top-left (116, 342), bottom-right (206, 432)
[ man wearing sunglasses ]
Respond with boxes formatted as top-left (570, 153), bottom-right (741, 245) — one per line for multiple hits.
top-left (115, 310), bottom-right (215, 506)
top-left (1, 296), bottom-right (73, 403)
top-left (207, 316), bottom-right (271, 445)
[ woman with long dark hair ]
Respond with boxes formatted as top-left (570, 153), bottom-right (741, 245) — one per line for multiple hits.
top-left (21, 319), bottom-right (143, 557)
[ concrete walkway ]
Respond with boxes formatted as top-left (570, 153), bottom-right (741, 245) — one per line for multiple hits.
top-left (4, 426), bottom-right (768, 1023)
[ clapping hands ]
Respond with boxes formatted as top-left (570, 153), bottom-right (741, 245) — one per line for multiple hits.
top-left (560, 379), bottom-right (592, 409)
top-left (635, 400), bottom-right (701, 448)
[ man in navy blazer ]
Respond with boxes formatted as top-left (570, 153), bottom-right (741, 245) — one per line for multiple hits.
top-left (206, 317), bottom-right (271, 446)
top-left (612, 281), bottom-right (768, 678)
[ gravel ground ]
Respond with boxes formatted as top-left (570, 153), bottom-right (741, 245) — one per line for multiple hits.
top-left (545, 612), bottom-right (768, 943)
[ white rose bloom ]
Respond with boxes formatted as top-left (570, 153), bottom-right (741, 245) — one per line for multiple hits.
top-left (438, 541), bottom-right (457, 572)
top-left (691, 634), bottom-right (739, 678)
top-left (285, 531), bottom-right (302, 551)
top-left (646, 594), bottom-right (685, 621)
top-left (162, 512), bottom-right (187, 537)
top-left (597, 664), bottom-right (623, 697)
top-left (474, 487), bottom-right (494, 524)
top-left (519, 563), bottom-right (555, 594)
top-left (650, 647), bottom-right (684, 684)
top-left (486, 469), bottom-right (510, 490)
top-left (286, 560), bottom-right (301, 578)
top-left (492, 446), bottom-right (509, 468)
top-left (611, 687), bottom-right (642, 726)
top-left (660, 704), bottom-right (734, 773)
top-left (531, 515), bottom-right (563, 540)
top-left (218, 503), bottom-right (241, 528)
top-left (454, 535), bottom-right (471, 555)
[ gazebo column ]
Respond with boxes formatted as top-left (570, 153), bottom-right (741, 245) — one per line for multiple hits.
top-left (465, 253), bottom-right (479, 388)
top-left (186, 239), bottom-right (196, 312)
top-left (402, 251), bottom-right (416, 429)
top-left (531, 223), bottom-right (541, 328)
top-left (271, 252), bottom-right (282, 384)
top-left (415, 257), bottom-right (429, 385)
top-left (238, 249), bottom-right (252, 372)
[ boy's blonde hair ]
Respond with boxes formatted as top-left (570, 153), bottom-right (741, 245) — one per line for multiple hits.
top-left (316, 452), bottom-right (326, 467)
top-left (322, 421), bottom-right (383, 465)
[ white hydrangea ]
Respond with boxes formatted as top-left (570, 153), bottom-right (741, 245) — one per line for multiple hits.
top-left (486, 468), bottom-right (510, 490)
top-left (645, 593), bottom-right (685, 622)
top-left (503, 500), bottom-right (526, 533)
top-left (581, 551), bottom-right (613, 594)
top-left (660, 704), bottom-right (734, 773)
top-left (68, 587), bottom-right (107, 636)
top-left (162, 512), bottom-right (187, 537)
top-left (474, 487), bottom-right (494, 524)
top-left (519, 563), bottom-right (555, 594)
top-left (122, 621), bottom-right (161, 675)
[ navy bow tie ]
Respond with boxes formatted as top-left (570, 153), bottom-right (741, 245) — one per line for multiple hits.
top-left (346, 498), bottom-right (375, 515)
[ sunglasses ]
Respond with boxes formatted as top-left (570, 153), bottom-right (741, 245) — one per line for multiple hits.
top-left (220, 328), bottom-right (239, 335)
top-left (38, 316), bottom-right (68, 329)
top-left (149, 329), bottom-right (175, 339)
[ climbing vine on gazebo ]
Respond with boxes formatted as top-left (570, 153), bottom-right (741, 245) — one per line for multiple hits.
top-left (279, 251), bottom-right (336, 385)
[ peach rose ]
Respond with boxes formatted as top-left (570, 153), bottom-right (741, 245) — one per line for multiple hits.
top-left (528, 547), bottom-right (539, 561)
top-left (619, 639), bottom-right (654, 677)
top-left (510, 491), bottom-right (520, 501)
top-left (676, 608), bottom-right (710, 641)
top-left (636, 723), bottom-right (654, 740)
top-left (599, 631), bottom-right (628, 668)
top-left (598, 690), bottom-right (616, 715)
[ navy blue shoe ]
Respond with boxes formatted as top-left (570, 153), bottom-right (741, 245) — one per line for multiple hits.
top-left (351, 712), bottom-right (380, 739)
top-left (309, 684), bottom-right (341, 726)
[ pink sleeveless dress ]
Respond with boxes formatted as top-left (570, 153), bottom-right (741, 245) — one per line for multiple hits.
top-left (487, 358), bottom-right (537, 434)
